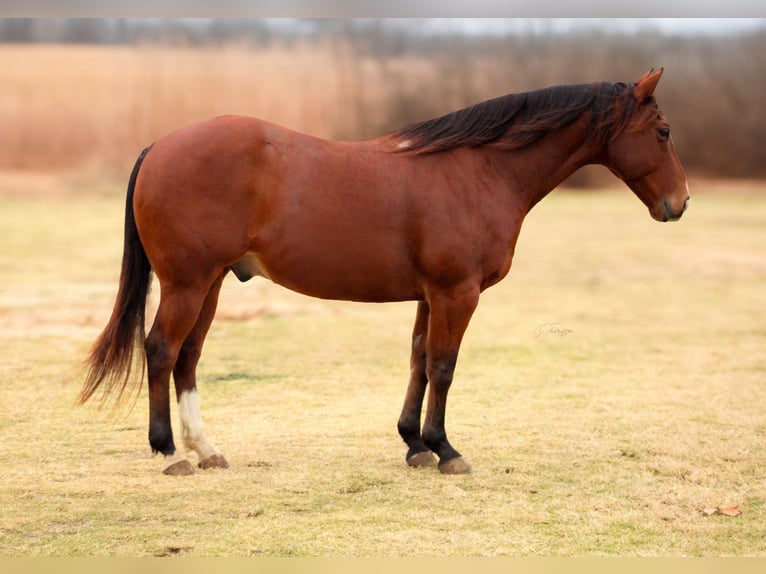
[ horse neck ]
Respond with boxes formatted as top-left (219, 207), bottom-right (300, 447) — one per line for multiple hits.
top-left (489, 113), bottom-right (602, 213)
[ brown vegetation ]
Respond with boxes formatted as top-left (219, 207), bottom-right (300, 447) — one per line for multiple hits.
top-left (1, 29), bottom-right (765, 183)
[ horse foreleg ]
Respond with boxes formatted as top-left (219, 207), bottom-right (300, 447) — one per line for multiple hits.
top-left (173, 272), bottom-right (229, 470)
top-left (421, 283), bottom-right (479, 474)
top-left (397, 301), bottom-right (438, 468)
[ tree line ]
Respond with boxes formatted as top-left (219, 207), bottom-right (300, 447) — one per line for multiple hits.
top-left (2, 19), bottom-right (764, 179)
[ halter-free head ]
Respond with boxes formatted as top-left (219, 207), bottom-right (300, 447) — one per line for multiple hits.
top-left (604, 68), bottom-right (689, 221)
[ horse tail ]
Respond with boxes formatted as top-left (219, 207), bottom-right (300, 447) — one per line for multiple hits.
top-left (79, 145), bottom-right (153, 406)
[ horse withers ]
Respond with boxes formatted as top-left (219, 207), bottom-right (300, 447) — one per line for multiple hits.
top-left (80, 68), bottom-right (688, 476)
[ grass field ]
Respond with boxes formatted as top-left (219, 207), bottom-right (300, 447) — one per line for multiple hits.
top-left (0, 175), bottom-right (765, 556)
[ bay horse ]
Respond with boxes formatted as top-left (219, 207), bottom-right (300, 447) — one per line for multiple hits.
top-left (80, 68), bottom-right (688, 476)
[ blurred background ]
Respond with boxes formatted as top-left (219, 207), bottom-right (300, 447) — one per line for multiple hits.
top-left (1, 18), bottom-right (765, 187)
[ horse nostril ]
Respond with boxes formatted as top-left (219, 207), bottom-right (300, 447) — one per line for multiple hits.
top-left (683, 196), bottom-right (690, 211)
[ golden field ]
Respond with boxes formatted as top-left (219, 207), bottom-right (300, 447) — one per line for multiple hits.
top-left (0, 174), bottom-right (764, 555)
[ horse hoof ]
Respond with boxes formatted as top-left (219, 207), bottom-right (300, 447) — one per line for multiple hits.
top-left (198, 454), bottom-right (229, 470)
top-left (407, 451), bottom-right (438, 468)
top-left (163, 458), bottom-right (195, 476)
top-left (438, 457), bottom-right (472, 475)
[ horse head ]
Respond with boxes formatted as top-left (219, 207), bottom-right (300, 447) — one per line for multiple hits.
top-left (604, 68), bottom-right (690, 222)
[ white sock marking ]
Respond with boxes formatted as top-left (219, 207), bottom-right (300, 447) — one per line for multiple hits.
top-left (178, 390), bottom-right (219, 459)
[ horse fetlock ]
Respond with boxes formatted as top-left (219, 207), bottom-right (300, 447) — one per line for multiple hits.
top-left (149, 428), bottom-right (175, 456)
top-left (397, 418), bottom-right (420, 441)
top-left (421, 428), bottom-right (448, 453)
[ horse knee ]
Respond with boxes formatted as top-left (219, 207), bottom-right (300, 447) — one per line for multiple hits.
top-left (427, 359), bottom-right (455, 389)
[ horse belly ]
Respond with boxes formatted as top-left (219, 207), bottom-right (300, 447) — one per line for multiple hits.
top-left (251, 233), bottom-right (420, 303)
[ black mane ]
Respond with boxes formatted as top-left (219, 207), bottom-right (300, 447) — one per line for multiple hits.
top-left (390, 81), bottom-right (645, 155)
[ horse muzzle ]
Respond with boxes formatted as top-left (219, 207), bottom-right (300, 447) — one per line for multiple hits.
top-left (653, 194), bottom-right (690, 222)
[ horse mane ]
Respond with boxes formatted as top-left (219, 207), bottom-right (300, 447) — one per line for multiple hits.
top-left (390, 81), bottom-right (656, 155)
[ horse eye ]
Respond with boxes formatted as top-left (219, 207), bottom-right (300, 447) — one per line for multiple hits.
top-left (657, 126), bottom-right (670, 141)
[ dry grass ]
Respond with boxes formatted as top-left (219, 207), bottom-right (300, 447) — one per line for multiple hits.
top-left (0, 43), bottom-right (362, 171)
top-left (0, 173), bottom-right (765, 556)
top-left (0, 43), bottom-right (446, 174)
top-left (4, 36), bottom-right (765, 182)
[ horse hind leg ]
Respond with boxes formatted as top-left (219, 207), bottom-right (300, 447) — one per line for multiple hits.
top-left (146, 278), bottom-right (218, 476)
top-left (173, 272), bottom-right (229, 470)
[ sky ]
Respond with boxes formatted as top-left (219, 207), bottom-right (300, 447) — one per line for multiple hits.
top-left (410, 18), bottom-right (766, 36)
top-left (4, 1), bottom-right (766, 17)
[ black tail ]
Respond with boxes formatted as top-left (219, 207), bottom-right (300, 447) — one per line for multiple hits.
top-left (79, 146), bottom-right (153, 406)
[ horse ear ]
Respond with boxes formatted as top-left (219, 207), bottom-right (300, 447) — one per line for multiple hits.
top-left (633, 67), bottom-right (664, 101)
